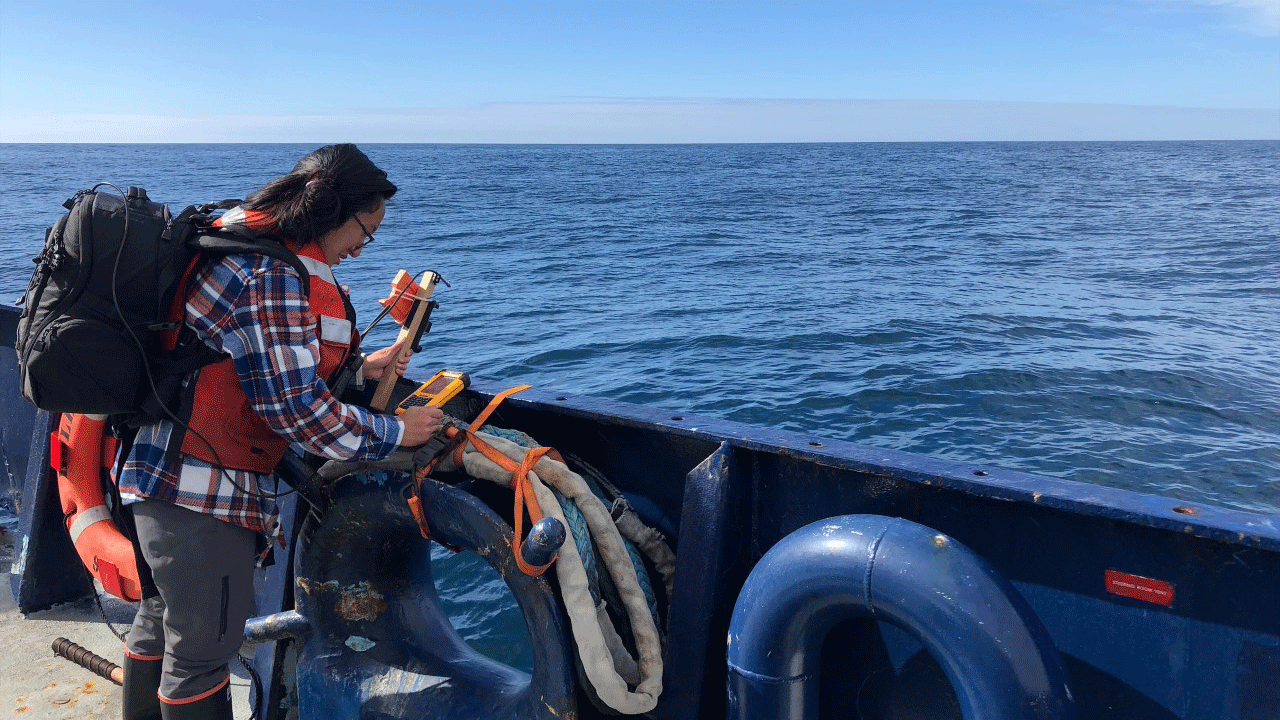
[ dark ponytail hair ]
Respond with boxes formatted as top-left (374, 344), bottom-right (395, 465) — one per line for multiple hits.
top-left (244, 144), bottom-right (398, 245)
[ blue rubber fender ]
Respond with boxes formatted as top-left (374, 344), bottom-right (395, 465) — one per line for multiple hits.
top-left (727, 514), bottom-right (1075, 720)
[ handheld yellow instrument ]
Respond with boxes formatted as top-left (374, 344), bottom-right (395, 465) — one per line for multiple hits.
top-left (396, 370), bottom-right (470, 414)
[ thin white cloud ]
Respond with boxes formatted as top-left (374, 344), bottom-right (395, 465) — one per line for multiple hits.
top-left (1217, 0), bottom-right (1280, 34)
top-left (1165, 0), bottom-right (1280, 35)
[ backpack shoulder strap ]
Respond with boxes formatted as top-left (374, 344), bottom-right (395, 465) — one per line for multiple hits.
top-left (193, 231), bottom-right (311, 295)
top-left (132, 230), bottom-right (314, 434)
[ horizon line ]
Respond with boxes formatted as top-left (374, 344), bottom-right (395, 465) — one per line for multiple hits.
top-left (3, 99), bottom-right (1276, 144)
top-left (3, 138), bottom-right (1279, 145)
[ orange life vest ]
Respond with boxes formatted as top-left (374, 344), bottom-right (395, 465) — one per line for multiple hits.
top-left (52, 413), bottom-right (144, 602)
top-left (179, 242), bottom-right (358, 474)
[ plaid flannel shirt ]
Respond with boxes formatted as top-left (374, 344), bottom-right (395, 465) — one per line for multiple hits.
top-left (117, 252), bottom-right (404, 537)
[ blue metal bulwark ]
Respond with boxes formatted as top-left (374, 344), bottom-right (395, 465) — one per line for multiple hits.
top-left (471, 380), bottom-right (1280, 720)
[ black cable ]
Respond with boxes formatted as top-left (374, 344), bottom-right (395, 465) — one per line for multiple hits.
top-left (103, 183), bottom-right (279, 500)
top-left (97, 185), bottom-right (363, 720)
top-left (103, 184), bottom-right (337, 503)
top-left (104, 185), bottom-right (443, 511)
top-left (238, 650), bottom-right (265, 720)
top-left (86, 564), bottom-right (129, 643)
top-left (359, 269), bottom-right (449, 340)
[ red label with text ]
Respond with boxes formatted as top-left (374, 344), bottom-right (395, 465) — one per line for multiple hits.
top-left (1105, 569), bottom-right (1175, 606)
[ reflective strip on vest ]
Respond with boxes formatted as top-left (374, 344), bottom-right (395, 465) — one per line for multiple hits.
top-left (298, 254), bottom-right (349, 342)
top-left (219, 207), bottom-right (246, 227)
top-left (68, 505), bottom-right (112, 544)
top-left (319, 315), bottom-right (353, 344)
top-left (297, 255), bottom-right (336, 286)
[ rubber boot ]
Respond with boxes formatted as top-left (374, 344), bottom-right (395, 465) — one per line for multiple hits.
top-left (121, 656), bottom-right (163, 720)
top-left (159, 681), bottom-right (233, 720)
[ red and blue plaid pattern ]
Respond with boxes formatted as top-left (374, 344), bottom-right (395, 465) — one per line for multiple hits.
top-left (118, 252), bottom-right (402, 537)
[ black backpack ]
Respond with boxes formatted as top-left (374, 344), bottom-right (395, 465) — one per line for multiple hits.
top-left (16, 184), bottom-right (310, 420)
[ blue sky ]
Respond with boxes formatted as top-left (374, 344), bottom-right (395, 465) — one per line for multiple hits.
top-left (1, 0), bottom-right (1276, 142)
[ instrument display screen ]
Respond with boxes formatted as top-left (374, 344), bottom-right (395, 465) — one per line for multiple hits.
top-left (396, 370), bottom-right (470, 412)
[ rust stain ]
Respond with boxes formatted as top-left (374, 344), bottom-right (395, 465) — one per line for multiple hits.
top-left (334, 582), bottom-right (387, 622)
top-left (542, 698), bottom-right (577, 719)
top-left (298, 577), bottom-right (346, 594)
top-left (296, 578), bottom-right (388, 621)
top-left (81, 681), bottom-right (98, 694)
top-left (296, 577), bottom-right (320, 595)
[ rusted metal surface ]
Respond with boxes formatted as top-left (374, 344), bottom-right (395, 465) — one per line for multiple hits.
top-left (297, 578), bottom-right (387, 623)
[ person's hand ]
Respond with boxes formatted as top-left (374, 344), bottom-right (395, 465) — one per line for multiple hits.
top-left (399, 405), bottom-right (446, 447)
top-left (362, 338), bottom-right (409, 381)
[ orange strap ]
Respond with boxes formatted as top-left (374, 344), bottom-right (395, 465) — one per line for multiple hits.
top-left (451, 384), bottom-right (532, 468)
top-left (405, 490), bottom-right (433, 541)
top-left (510, 446), bottom-right (556, 576)
top-left (406, 384), bottom-right (561, 576)
top-left (450, 384), bottom-right (566, 576)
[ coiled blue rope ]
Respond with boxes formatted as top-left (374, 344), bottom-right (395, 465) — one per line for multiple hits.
top-left (477, 425), bottom-right (660, 620)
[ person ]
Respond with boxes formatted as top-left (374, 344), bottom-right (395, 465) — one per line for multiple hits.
top-left (115, 144), bottom-right (443, 720)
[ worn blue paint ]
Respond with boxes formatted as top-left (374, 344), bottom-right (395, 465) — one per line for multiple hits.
top-left (243, 609), bottom-right (310, 644)
top-left (519, 516), bottom-right (566, 568)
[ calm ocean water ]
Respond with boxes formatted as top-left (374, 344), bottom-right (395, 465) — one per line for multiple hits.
top-left (2, 141), bottom-right (1277, 665)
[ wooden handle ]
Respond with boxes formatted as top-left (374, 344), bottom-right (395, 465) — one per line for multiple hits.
top-left (370, 272), bottom-right (439, 412)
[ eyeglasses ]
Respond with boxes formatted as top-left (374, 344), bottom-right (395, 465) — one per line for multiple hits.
top-left (353, 215), bottom-right (376, 250)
